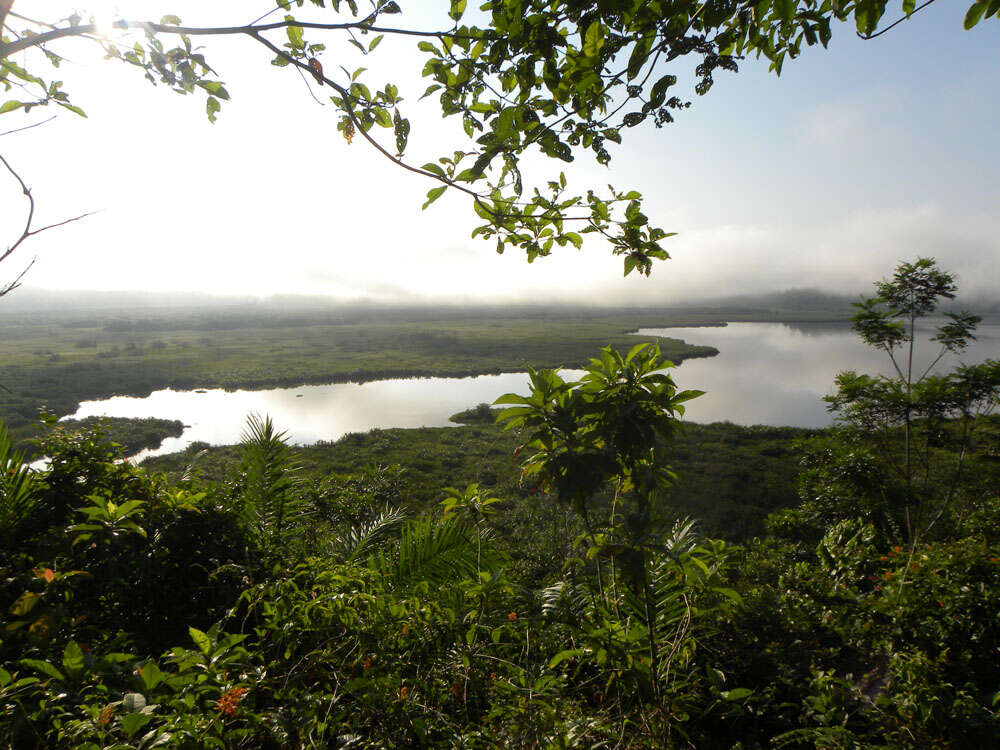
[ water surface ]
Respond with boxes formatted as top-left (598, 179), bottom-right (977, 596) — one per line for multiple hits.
top-left (635, 321), bottom-right (1000, 427)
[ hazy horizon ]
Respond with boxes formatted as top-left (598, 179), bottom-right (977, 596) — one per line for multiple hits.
top-left (6, 284), bottom-right (1000, 315)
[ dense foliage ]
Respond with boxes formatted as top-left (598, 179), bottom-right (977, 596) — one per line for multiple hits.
top-left (3, 280), bottom-right (999, 744)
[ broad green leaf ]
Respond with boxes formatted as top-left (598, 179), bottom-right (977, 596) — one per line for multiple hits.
top-left (583, 21), bottom-right (605, 58)
top-left (138, 660), bottom-right (163, 691)
top-left (423, 185), bottom-right (446, 209)
top-left (0, 100), bottom-right (25, 115)
top-left (285, 16), bottom-right (304, 48)
top-left (20, 658), bottom-right (65, 682)
top-left (549, 649), bottom-right (583, 668)
top-left (721, 687), bottom-right (753, 701)
top-left (62, 641), bottom-right (84, 678)
top-left (965, 1), bottom-right (987, 28)
top-left (188, 626), bottom-right (211, 655)
top-left (121, 712), bottom-right (153, 738)
top-left (449, 0), bottom-right (467, 21)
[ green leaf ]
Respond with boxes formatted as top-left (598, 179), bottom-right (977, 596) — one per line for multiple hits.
top-left (965, 1), bottom-right (988, 28)
top-left (721, 687), bottom-right (753, 701)
top-left (20, 658), bottom-right (65, 682)
top-left (121, 713), bottom-right (153, 739)
top-left (373, 107), bottom-right (392, 127)
top-left (188, 626), bottom-right (211, 655)
top-left (62, 641), bottom-right (84, 679)
top-left (549, 649), bottom-right (583, 668)
top-left (423, 186), bottom-right (446, 209)
top-left (138, 661), bottom-right (163, 691)
top-left (54, 100), bottom-right (87, 118)
top-left (9, 591), bottom-right (40, 616)
top-left (449, 0), bottom-right (467, 21)
top-left (583, 21), bottom-right (605, 58)
top-left (369, 34), bottom-right (384, 52)
top-left (0, 100), bottom-right (26, 115)
top-left (285, 16), bottom-right (304, 48)
top-left (206, 96), bottom-right (221, 123)
top-left (775, 0), bottom-right (796, 23)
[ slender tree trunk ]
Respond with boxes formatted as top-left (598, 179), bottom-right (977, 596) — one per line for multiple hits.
top-left (0, 2), bottom-right (13, 34)
top-left (640, 557), bottom-right (660, 701)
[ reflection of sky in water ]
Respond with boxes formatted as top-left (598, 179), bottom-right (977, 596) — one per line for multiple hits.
top-left (65, 322), bottom-right (1000, 459)
top-left (638, 322), bottom-right (1000, 428)
top-left (70, 372), bottom-right (585, 461)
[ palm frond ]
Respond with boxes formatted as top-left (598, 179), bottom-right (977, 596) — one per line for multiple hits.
top-left (330, 503), bottom-right (409, 563)
top-left (0, 420), bottom-right (42, 549)
top-left (237, 413), bottom-right (312, 550)
top-left (370, 513), bottom-right (499, 590)
top-left (540, 580), bottom-right (593, 624)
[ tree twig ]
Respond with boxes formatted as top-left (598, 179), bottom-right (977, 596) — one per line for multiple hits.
top-left (857, 0), bottom-right (939, 40)
top-left (0, 153), bottom-right (93, 296)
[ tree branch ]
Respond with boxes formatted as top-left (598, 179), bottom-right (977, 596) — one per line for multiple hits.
top-left (1, 17), bottom-right (456, 59)
top-left (0, 152), bottom-right (93, 296)
top-left (857, 0), bottom-right (939, 40)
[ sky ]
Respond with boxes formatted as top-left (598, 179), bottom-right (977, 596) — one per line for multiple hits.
top-left (2, 1), bottom-right (998, 305)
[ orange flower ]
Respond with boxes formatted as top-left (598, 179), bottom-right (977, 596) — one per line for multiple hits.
top-left (364, 656), bottom-right (372, 672)
top-left (401, 623), bottom-right (410, 638)
top-left (214, 686), bottom-right (248, 718)
top-left (97, 704), bottom-right (114, 729)
top-left (507, 611), bottom-right (517, 621)
top-left (399, 685), bottom-right (409, 700)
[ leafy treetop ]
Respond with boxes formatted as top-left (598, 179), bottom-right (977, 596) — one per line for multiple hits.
top-left (1, 0), bottom-right (996, 288)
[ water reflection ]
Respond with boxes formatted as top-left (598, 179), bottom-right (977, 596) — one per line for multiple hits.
top-left (70, 372), bottom-right (574, 462)
top-left (636, 321), bottom-right (1000, 427)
